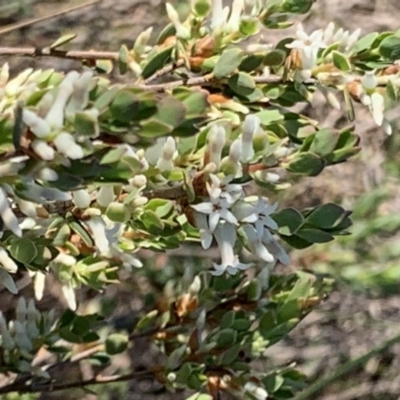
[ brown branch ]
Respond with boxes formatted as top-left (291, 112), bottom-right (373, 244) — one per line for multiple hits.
top-left (143, 59), bottom-right (185, 84)
top-left (0, 369), bottom-right (155, 394)
top-left (0, 47), bottom-right (118, 61)
top-left (0, 0), bottom-right (100, 36)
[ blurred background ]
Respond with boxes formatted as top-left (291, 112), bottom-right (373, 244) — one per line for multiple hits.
top-left (1, 0), bottom-right (400, 399)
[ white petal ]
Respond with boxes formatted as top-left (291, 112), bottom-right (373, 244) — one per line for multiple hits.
top-left (209, 211), bottom-right (221, 232)
top-left (191, 202), bottom-right (214, 214)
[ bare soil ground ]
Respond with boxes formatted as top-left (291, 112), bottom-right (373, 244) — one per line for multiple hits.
top-left (1, 0), bottom-right (400, 399)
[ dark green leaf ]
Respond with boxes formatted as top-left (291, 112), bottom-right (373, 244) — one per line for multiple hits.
top-left (105, 333), bottom-right (129, 355)
top-left (141, 46), bottom-right (174, 79)
top-left (379, 35), bottom-right (400, 60)
top-left (273, 208), bottom-right (304, 235)
top-left (286, 152), bottom-right (325, 176)
top-left (10, 238), bottom-right (38, 264)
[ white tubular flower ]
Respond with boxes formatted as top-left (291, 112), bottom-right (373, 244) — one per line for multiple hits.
top-left (370, 92), bottom-right (385, 126)
top-left (96, 186), bottom-right (115, 208)
top-left (134, 27), bottom-right (153, 54)
top-left (211, 0), bottom-right (224, 29)
top-left (193, 211), bottom-right (213, 250)
top-left (145, 137), bottom-right (166, 165)
top-left (286, 24), bottom-right (325, 72)
top-left (156, 136), bottom-right (176, 171)
top-left (65, 70), bottom-right (93, 116)
top-left (212, 223), bottom-right (251, 275)
top-left (166, 3), bottom-right (190, 39)
top-left (22, 109), bottom-right (51, 139)
top-left (31, 140), bottom-right (54, 161)
top-left (62, 282), bottom-right (77, 311)
top-left (45, 71), bottom-right (79, 129)
top-left (233, 197), bottom-right (278, 238)
top-left (36, 167), bottom-right (58, 182)
top-left (15, 198), bottom-right (36, 218)
top-left (207, 125), bottom-right (226, 170)
top-left (361, 70), bottom-right (378, 91)
top-left (382, 118), bottom-right (393, 135)
top-left (33, 272), bottom-right (46, 301)
top-left (262, 229), bottom-right (290, 265)
top-left (244, 381), bottom-right (268, 400)
top-left (191, 176), bottom-right (239, 232)
top-left (226, 0), bottom-right (244, 32)
top-left (73, 189), bottom-right (91, 209)
top-left (0, 187), bottom-right (21, 237)
top-left (242, 224), bottom-right (274, 262)
top-left (54, 132), bottom-right (84, 159)
top-left (221, 139), bottom-right (242, 176)
top-left (241, 114), bottom-right (260, 162)
top-left (85, 216), bottom-right (110, 255)
top-left (0, 248), bottom-right (18, 273)
top-left (345, 28), bottom-right (361, 52)
top-left (323, 22), bottom-right (335, 44)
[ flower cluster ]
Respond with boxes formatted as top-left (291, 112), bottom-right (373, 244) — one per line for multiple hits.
top-left (190, 116), bottom-right (289, 275)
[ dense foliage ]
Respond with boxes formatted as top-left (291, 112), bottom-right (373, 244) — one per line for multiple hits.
top-left (0, 0), bottom-right (399, 398)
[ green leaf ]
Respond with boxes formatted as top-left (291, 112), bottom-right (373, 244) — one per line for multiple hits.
top-left (156, 97), bottom-right (186, 127)
top-left (263, 373), bottom-right (285, 394)
top-left (50, 34), bottom-right (77, 49)
top-left (239, 54), bottom-right (264, 72)
top-left (106, 202), bottom-right (130, 223)
top-left (228, 72), bottom-right (255, 96)
top-left (213, 48), bottom-right (244, 78)
top-left (216, 329), bottom-right (237, 348)
top-left (192, 0), bottom-right (211, 17)
top-left (259, 311), bottom-right (276, 336)
top-left (74, 112), bottom-right (98, 137)
top-left (332, 51), bottom-right (352, 72)
top-left (141, 46), bottom-right (174, 79)
top-left (350, 32), bottom-right (379, 54)
top-left (306, 203), bottom-right (349, 229)
top-left (221, 344), bottom-right (241, 365)
top-left (110, 90), bottom-right (140, 123)
top-left (0, 269), bottom-right (18, 294)
top-left (286, 152), bottom-right (325, 176)
top-left (295, 228), bottom-right (334, 243)
top-left (379, 35), bottom-right (400, 61)
top-left (273, 208), bottom-right (304, 236)
top-left (309, 128), bottom-right (340, 157)
top-left (282, 0), bottom-right (313, 13)
top-left (264, 50), bottom-right (287, 67)
top-left (105, 333), bottom-right (129, 355)
top-left (255, 109), bottom-right (284, 125)
top-left (10, 238), bottom-right (38, 264)
top-left (220, 311), bottom-right (236, 329)
top-left (118, 45), bottom-right (129, 75)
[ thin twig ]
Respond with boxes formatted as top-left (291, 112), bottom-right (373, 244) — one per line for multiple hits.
top-left (0, 47), bottom-right (118, 61)
top-left (0, 369), bottom-right (154, 394)
top-left (143, 59), bottom-right (185, 84)
top-left (0, 0), bottom-right (100, 36)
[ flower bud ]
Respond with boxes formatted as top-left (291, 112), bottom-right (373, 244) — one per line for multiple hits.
top-left (156, 136), bottom-right (176, 171)
top-left (73, 189), bottom-right (91, 209)
top-left (207, 125), bottom-right (226, 170)
top-left (54, 132), bottom-right (84, 159)
top-left (241, 114), bottom-right (260, 162)
top-left (0, 187), bottom-right (21, 237)
top-left (362, 70), bottom-right (378, 91)
top-left (97, 186), bottom-right (115, 207)
top-left (22, 109), bottom-right (51, 139)
top-left (166, 3), bottom-right (190, 39)
top-left (370, 92), bottom-right (384, 126)
top-left (0, 248), bottom-right (18, 273)
top-left (36, 167), bottom-right (58, 182)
